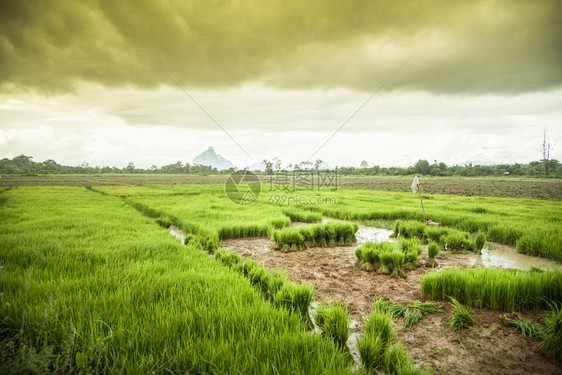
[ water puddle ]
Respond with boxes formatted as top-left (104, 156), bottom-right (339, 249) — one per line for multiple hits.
top-left (169, 226), bottom-right (186, 243)
top-left (447, 242), bottom-right (562, 271)
top-left (355, 227), bottom-right (395, 245)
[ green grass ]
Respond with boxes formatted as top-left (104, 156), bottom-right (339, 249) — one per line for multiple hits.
top-left (449, 297), bottom-right (475, 331)
top-left (420, 267), bottom-right (562, 312)
top-left (313, 301), bottom-right (350, 349)
top-left (0, 187), bottom-right (351, 374)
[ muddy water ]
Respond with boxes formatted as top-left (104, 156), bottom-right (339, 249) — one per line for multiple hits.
top-left (444, 241), bottom-right (562, 271)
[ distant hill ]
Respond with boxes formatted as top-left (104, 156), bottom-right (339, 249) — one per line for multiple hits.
top-left (193, 147), bottom-right (234, 170)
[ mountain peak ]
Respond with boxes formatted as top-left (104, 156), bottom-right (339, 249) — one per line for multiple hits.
top-left (193, 146), bottom-right (234, 170)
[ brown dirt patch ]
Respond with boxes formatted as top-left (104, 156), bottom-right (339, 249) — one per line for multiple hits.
top-left (221, 237), bottom-right (562, 375)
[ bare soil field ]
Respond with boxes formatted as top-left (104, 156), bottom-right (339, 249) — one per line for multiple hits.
top-left (1, 174), bottom-right (561, 200)
top-left (221, 237), bottom-right (562, 375)
top-left (337, 177), bottom-right (562, 200)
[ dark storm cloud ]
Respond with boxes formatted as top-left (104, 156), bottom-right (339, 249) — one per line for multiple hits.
top-left (1, 0), bottom-right (561, 94)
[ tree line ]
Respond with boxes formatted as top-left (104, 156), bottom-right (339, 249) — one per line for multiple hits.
top-left (1, 154), bottom-right (560, 178)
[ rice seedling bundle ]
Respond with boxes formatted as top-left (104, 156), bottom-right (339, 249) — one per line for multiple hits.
top-left (449, 297), bottom-right (475, 331)
top-left (383, 344), bottom-right (431, 375)
top-left (475, 230), bottom-right (486, 253)
top-left (358, 310), bottom-right (394, 372)
top-left (272, 222), bottom-right (358, 251)
top-left (427, 241), bottom-right (440, 267)
top-left (313, 302), bottom-right (350, 349)
top-left (505, 317), bottom-right (543, 338)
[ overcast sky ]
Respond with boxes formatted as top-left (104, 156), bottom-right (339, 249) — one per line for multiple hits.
top-left (1, 0), bottom-right (561, 168)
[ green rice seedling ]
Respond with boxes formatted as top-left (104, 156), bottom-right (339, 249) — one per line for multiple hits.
top-left (388, 304), bottom-right (407, 319)
top-left (420, 267), bottom-right (562, 312)
top-left (247, 266), bottom-right (271, 295)
top-left (407, 301), bottom-right (440, 315)
top-left (282, 208), bottom-right (322, 223)
top-left (387, 251), bottom-right (406, 278)
top-left (371, 298), bottom-right (406, 318)
top-left (272, 222), bottom-right (357, 251)
top-left (358, 334), bottom-right (385, 373)
top-left (271, 228), bottom-right (307, 251)
top-left (449, 297), bottom-right (475, 331)
top-left (398, 238), bottom-right (423, 269)
top-left (372, 298), bottom-right (393, 313)
top-left (424, 226), bottom-right (448, 243)
top-left (475, 230), bottom-right (486, 253)
top-left (394, 220), bottom-right (426, 240)
top-left (267, 270), bottom-right (289, 300)
top-left (217, 224), bottom-right (271, 240)
top-left (383, 343), bottom-right (430, 375)
top-left (358, 310), bottom-right (394, 372)
top-left (269, 217), bottom-right (291, 229)
top-left (313, 301), bottom-right (350, 349)
top-left (273, 283), bottom-right (314, 321)
top-left (440, 230), bottom-right (474, 252)
top-left (505, 316), bottom-right (543, 338)
top-left (355, 242), bottom-right (394, 270)
top-left (403, 309), bottom-right (422, 327)
top-left (214, 249), bottom-right (243, 268)
top-left (155, 216), bottom-right (172, 228)
top-left (393, 220), bottom-right (402, 237)
top-left (383, 343), bottom-right (410, 375)
top-left (539, 302), bottom-right (562, 360)
top-left (427, 241), bottom-right (440, 267)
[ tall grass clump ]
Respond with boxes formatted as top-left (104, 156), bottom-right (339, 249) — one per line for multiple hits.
top-left (282, 208), bottom-right (322, 223)
top-left (427, 241), bottom-right (440, 267)
top-left (358, 310), bottom-right (394, 372)
top-left (539, 302), bottom-right (562, 361)
top-left (271, 222), bottom-right (357, 251)
top-left (475, 230), bottom-right (486, 253)
top-left (313, 301), bottom-right (350, 349)
top-left (449, 297), bottom-right (475, 331)
top-left (420, 267), bottom-right (562, 312)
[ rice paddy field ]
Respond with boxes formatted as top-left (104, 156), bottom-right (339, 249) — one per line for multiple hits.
top-left (1, 181), bottom-right (561, 374)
